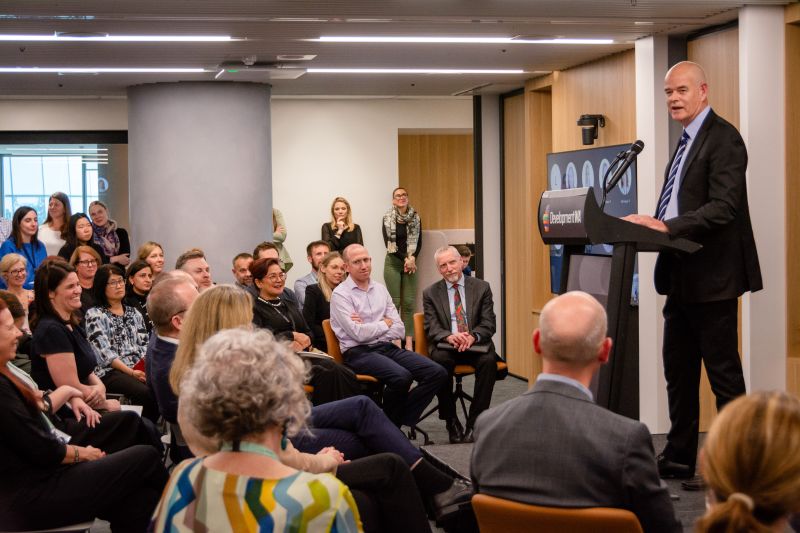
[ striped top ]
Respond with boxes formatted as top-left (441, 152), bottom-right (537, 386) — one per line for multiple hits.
top-left (150, 457), bottom-right (362, 533)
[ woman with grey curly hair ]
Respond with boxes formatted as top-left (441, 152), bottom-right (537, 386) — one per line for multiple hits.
top-left (151, 327), bottom-right (362, 532)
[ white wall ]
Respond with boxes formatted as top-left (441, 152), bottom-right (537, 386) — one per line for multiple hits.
top-left (0, 96), bottom-right (473, 287)
top-left (270, 97), bottom-right (473, 287)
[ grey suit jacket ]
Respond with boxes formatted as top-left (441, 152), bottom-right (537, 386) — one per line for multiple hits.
top-left (471, 379), bottom-right (680, 533)
top-left (422, 276), bottom-right (498, 355)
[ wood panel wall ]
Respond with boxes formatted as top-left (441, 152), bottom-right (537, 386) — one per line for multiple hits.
top-left (687, 27), bottom-right (739, 431)
top-left (398, 134), bottom-right (474, 230)
top-left (502, 93), bottom-right (536, 380)
top-left (502, 51), bottom-right (636, 382)
top-left (786, 4), bottom-right (800, 396)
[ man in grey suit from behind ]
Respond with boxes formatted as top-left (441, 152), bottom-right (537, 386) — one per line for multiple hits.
top-left (471, 291), bottom-right (680, 533)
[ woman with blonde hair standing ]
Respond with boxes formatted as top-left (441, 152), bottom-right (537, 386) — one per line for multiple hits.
top-left (382, 187), bottom-right (421, 350)
top-left (322, 197), bottom-right (363, 253)
top-left (697, 391), bottom-right (800, 533)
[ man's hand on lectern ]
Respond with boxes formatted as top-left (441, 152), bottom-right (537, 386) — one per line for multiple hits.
top-left (622, 214), bottom-right (669, 233)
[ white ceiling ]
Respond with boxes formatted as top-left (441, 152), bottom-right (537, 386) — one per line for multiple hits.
top-left (0, 1), bottom-right (793, 97)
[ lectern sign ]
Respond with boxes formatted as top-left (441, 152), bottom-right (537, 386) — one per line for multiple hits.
top-left (538, 188), bottom-right (592, 242)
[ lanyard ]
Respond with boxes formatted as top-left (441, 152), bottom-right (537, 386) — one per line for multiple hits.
top-left (220, 440), bottom-right (279, 461)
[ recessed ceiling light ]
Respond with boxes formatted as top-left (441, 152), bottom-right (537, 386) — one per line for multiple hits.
top-left (270, 18), bottom-right (328, 22)
top-left (276, 54), bottom-right (317, 61)
top-left (308, 68), bottom-right (525, 74)
top-left (0, 67), bottom-right (209, 73)
top-left (0, 33), bottom-right (235, 42)
top-left (314, 36), bottom-right (613, 45)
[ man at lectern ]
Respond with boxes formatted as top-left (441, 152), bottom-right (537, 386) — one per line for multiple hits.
top-left (623, 61), bottom-right (762, 491)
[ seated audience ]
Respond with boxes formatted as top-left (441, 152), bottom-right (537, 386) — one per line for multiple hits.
top-left (175, 247), bottom-right (213, 292)
top-left (230, 251), bottom-right (253, 291)
top-left (0, 253), bottom-right (33, 333)
top-left (37, 192), bottom-right (71, 256)
top-left (152, 328), bottom-right (362, 532)
top-left (85, 264), bottom-right (158, 422)
top-left (0, 206), bottom-right (46, 290)
top-left (697, 391), bottom-right (800, 533)
top-left (294, 239), bottom-right (330, 310)
top-left (423, 246), bottom-right (499, 444)
top-left (250, 259), bottom-right (359, 405)
top-left (303, 251), bottom-right (346, 352)
top-left (137, 240), bottom-right (166, 277)
top-left (58, 212), bottom-right (109, 264)
top-left (123, 259), bottom-right (154, 333)
top-left (88, 200), bottom-right (131, 268)
top-left (169, 285), bottom-right (470, 527)
top-left (69, 245), bottom-right (102, 313)
top-left (471, 291), bottom-right (680, 533)
top-left (0, 298), bottom-right (168, 532)
top-left (322, 196), bottom-right (364, 253)
top-left (330, 244), bottom-right (446, 428)
top-left (30, 261), bottom-right (120, 412)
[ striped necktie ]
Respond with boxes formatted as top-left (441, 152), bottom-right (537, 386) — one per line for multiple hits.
top-left (453, 284), bottom-right (468, 332)
top-left (656, 131), bottom-right (690, 221)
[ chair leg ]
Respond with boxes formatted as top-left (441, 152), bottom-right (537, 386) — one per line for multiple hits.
top-left (408, 425), bottom-right (433, 445)
top-left (453, 376), bottom-right (473, 423)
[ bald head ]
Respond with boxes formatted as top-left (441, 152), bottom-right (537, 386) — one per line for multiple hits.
top-left (342, 243), bottom-right (366, 263)
top-left (664, 61), bottom-right (709, 127)
top-left (665, 61), bottom-right (707, 85)
top-left (537, 291), bottom-right (608, 366)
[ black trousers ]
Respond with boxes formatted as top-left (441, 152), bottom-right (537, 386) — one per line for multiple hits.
top-left (0, 445), bottom-right (168, 532)
top-left (337, 453), bottom-right (431, 533)
top-left (429, 347), bottom-right (497, 427)
top-left (101, 368), bottom-right (160, 422)
top-left (661, 296), bottom-right (746, 467)
top-left (59, 409), bottom-right (161, 453)
top-left (307, 357), bottom-right (361, 406)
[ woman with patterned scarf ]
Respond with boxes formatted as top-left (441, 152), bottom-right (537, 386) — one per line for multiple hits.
top-left (88, 201), bottom-right (131, 269)
top-left (381, 187), bottom-right (422, 350)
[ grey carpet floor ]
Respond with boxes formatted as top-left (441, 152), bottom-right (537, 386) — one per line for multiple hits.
top-left (92, 373), bottom-right (704, 532)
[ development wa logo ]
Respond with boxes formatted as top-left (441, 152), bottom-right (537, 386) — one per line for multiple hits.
top-left (542, 204), bottom-right (551, 233)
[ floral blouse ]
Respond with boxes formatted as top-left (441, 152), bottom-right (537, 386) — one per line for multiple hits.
top-left (84, 305), bottom-right (149, 378)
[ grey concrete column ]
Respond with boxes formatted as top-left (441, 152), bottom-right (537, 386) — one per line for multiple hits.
top-left (128, 82), bottom-right (272, 282)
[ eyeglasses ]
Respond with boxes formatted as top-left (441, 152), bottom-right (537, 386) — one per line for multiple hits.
top-left (265, 272), bottom-right (287, 282)
top-left (107, 279), bottom-right (126, 287)
top-left (8, 268), bottom-right (26, 276)
top-left (393, 193), bottom-right (408, 199)
top-left (77, 259), bottom-right (98, 267)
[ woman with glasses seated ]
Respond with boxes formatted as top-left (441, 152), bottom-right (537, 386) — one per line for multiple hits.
top-left (251, 257), bottom-right (360, 405)
top-left (58, 213), bottom-right (108, 265)
top-left (85, 264), bottom-right (158, 422)
top-left (69, 246), bottom-right (102, 314)
top-left (0, 253), bottom-right (33, 334)
top-left (0, 206), bottom-right (47, 291)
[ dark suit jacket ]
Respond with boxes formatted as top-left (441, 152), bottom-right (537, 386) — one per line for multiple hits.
top-left (422, 276), bottom-right (498, 358)
top-left (654, 109), bottom-right (762, 302)
top-left (146, 334), bottom-right (179, 424)
top-left (471, 379), bottom-right (680, 533)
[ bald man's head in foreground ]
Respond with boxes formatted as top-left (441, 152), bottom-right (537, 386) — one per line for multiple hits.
top-left (534, 291), bottom-right (612, 374)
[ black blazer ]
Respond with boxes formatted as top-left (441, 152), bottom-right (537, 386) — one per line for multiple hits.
top-left (302, 284), bottom-right (330, 352)
top-left (422, 276), bottom-right (499, 359)
top-left (654, 109), bottom-right (762, 302)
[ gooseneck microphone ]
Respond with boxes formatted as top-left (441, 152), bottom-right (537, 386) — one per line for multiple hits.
top-left (604, 140), bottom-right (644, 195)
